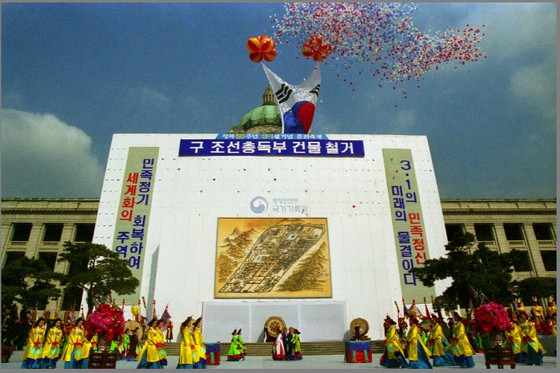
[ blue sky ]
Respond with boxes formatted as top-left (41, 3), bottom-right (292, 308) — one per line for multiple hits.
top-left (1, 2), bottom-right (556, 199)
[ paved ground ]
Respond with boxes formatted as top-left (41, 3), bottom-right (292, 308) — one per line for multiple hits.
top-left (3, 350), bottom-right (556, 370)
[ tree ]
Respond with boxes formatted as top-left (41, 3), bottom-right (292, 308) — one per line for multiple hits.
top-left (1, 256), bottom-right (63, 307)
top-left (410, 232), bottom-right (522, 310)
top-left (57, 241), bottom-right (140, 313)
top-left (514, 277), bottom-right (556, 304)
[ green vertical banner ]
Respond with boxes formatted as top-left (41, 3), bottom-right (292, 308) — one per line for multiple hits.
top-left (383, 149), bottom-right (435, 303)
top-left (112, 147), bottom-right (159, 304)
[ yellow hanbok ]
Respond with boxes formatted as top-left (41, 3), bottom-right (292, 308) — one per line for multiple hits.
top-left (41, 325), bottom-right (63, 368)
top-left (446, 320), bottom-right (475, 368)
top-left (21, 325), bottom-right (46, 368)
top-left (519, 320), bottom-right (546, 365)
top-left (406, 323), bottom-right (433, 368)
top-left (504, 322), bottom-right (522, 355)
top-left (136, 325), bottom-right (166, 368)
top-left (380, 324), bottom-right (407, 368)
top-left (61, 325), bottom-right (90, 369)
top-left (428, 322), bottom-right (455, 366)
top-left (193, 327), bottom-right (207, 368)
top-left (177, 326), bottom-right (195, 368)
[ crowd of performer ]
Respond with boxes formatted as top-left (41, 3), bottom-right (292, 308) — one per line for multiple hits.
top-left (2, 302), bottom-right (208, 370)
top-left (271, 326), bottom-right (302, 361)
top-left (3, 296), bottom-right (554, 369)
top-left (380, 299), bottom-right (554, 369)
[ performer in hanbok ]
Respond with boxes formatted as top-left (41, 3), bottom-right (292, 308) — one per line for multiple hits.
top-left (405, 317), bottom-right (433, 369)
top-left (227, 329), bottom-right (244, 361)
top-left (427, 318), bottom-right (455, 367)
top-left (518, 313), bottom-right (546, 366)
top-left (272, 327), bottom-right (286, 360)
top-left (61, 318), bottom-right (90, 369)
top-left (285, 327), bottom-right (295, 360)
top-left (530, 299), bottom-right (545, 333)
top-left (121, 330), bottom-right (130, 359)
top-left (292, 329), bottom-right (303, 360)
top-left (136, 318), bottom-right (167, 369)
top-left (21, 317), bottom-right (46, 368)
top-left (236, 329), bottom-right (247, 358)
top-left (177, 316), bottom-right (195, 369)
top-left (192, 317), bottom-right (207, 369)
top-left (504, 318), bottom-right (523, 363)
top-left (126, 327), bottom-right (140, 361)
top-left (165, 321), bottom-right (174, 343)
top-left (446, 312), bottom-right (475, 368)
top-left (41, 318), bottom-right (64, 368)
top-left (379, 319), bottom-right (407, 368)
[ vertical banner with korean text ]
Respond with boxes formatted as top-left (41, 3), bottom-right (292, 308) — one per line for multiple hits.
top-left (383, 148), bottom-right (435, 301)
top-left (112, 147), bottom-right (159, 303)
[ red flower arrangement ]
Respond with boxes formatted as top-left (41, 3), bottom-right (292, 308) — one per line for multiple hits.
top-left (85, 303), bottom-right (125, 342)
top-left (473, 302), bottom-right (511, 334)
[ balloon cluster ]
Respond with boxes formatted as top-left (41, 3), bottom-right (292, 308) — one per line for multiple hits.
top-left (271, 2), bottom-right (486, 94)
top-left (301, 34), bottom-right (333, 62)
top-left (246, 35), bottom-right (277, 63)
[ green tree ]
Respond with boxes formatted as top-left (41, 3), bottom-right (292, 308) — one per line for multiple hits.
top-left (514, 277), bottom-right (556, 304)
top-left (410, 232), bottom-right (522, 310)
top-left (1, 256), bottom-right (63, 307)
top-left (57, 241), bottom-right (140, 313)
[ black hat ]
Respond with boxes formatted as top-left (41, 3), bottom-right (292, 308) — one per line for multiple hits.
top-left (232, 329), bottom-right (237, 335)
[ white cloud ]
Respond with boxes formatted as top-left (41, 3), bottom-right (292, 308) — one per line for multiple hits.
top-left (126, 87), bottom-right (171, 109)
top-left (509, 60), bottom-right (556, 122)
top-left (1, 109), bottom-right (104, 197)
top-left (470, 3), bottom-right (555, 61)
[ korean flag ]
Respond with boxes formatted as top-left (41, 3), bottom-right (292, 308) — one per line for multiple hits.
top-left (262, 63), bottom-right (321, 134)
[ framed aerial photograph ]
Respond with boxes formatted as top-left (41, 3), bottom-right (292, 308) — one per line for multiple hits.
top-left (215, 218), bottom-right (332, 298)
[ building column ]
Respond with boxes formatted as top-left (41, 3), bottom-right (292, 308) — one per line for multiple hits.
top-left (523, 222), bottom-right (545, 277)
top-left (26, 223), bottom-right (44, 259)
top-left (493, 224), bottom-right (508, 254)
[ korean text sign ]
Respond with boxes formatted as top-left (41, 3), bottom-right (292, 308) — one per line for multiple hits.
top-left (112, 147), bottom-right (159, 303)
top-left (178, 139), bottom-right (365, 157)
top-left (383, 148), bottom-right (435, 301)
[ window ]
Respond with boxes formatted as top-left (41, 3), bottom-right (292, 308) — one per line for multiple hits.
top-left (11, 223), bottom-right (32, 242)
top-left (43, 223), bottom-right (64, 242)
top-left (75, 224), bottom-right (95, 242)
top-left (2, 251), bottom-right (25, 268)
top-left (504, 223), bottom-right (524, 241)
top-left (540, 251), bottom-right (557, 272)
top-left (38, 252), bottom-right (58, 271)
top-left (512, 250), bottom-right (532, 272)
top-left (533, 223), bottom-right (554, 241)
top-left (474, 224), bottom-right (494, 241)
top-left (445, 224), bottom-right (464, 241)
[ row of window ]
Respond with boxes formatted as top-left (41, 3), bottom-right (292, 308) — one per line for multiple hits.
top-left (444, 222), bottom-right (556, 273)
top-left (9, 223), bottom-right (95, 243)
top-left (445, 222), bottom-right (556, 243)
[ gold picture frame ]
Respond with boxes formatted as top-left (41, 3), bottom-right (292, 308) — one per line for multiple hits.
top-left (215, 218), bottom-right (332, 298)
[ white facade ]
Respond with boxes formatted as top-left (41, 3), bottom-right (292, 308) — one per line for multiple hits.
top-left (94, 133), bottom-right (449, 342)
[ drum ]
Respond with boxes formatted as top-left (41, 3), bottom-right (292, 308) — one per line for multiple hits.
top-left (265, 316), bottom-right (286, 337)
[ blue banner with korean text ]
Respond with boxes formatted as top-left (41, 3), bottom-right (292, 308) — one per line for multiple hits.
top-left (178, 139), bottom-right (364, 157)
top-left (112, 147), bottom-right (159, 304)
top-left (383, 148), bottom-right (435, 301)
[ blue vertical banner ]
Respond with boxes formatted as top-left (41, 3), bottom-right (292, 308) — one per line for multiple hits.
top-left (383, 148), bottom-right (435, 301)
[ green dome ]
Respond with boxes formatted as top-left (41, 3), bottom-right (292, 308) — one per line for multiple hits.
top-left (229, 85), bottom-right (282, 134)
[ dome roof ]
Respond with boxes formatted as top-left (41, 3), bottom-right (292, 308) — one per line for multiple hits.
top-left (229, 85), bottom-right (282, 134)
